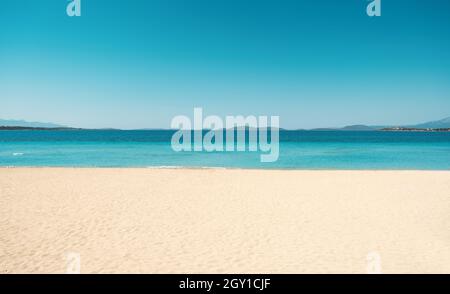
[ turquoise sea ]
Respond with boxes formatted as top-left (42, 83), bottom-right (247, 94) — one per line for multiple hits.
top-left (1, 130), bottom-right (450, 169)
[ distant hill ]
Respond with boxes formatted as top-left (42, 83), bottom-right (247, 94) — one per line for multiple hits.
top-left (340, 125), bottom-right (375, 131)
top-left (310, 125), bottom-right (375, 131)
top-left (410, 117), bottom-right (450, 129)
top-left (0, 119), bottom-right (65, 128)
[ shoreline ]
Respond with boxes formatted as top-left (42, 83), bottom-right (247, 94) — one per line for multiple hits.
top-left (1, 166), bottom-right (450, 172)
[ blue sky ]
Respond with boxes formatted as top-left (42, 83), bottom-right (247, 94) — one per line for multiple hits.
top-left (1, 0), bottom-right (450, 129)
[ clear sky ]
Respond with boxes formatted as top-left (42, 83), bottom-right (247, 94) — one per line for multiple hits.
top-left (1, 0), bottom-right (450, 129)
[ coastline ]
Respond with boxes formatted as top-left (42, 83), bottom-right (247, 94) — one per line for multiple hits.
top-left (1, 168), bottom-right (450, 273)
top-left (2, 166), bottom-right (450, 171)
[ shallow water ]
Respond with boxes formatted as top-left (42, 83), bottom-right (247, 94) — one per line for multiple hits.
top-left (1, 130), bottom-right (450, 169)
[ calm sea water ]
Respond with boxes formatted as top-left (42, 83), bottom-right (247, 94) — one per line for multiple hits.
top-left (1, 130), bottom-right (450, 169)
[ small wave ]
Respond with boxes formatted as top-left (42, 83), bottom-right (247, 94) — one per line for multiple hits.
top-left (150, 166), bottom-right (185, 169)
top-left (149, 166), bottom-right (228, 170)
top-left (12, 153), bottom-right (24, 156)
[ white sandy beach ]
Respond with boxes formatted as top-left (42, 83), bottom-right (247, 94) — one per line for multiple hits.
top-left (0, 168), bottom-right (449, 273)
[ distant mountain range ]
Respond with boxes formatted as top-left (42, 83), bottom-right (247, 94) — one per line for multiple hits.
top-left (1, 117), bottom-right (450, 131)
top-left (408, 117), bottom-right (450, 129)
top-left (0, 119), bottom-right (65, 128)
top-left (310, 117), bottom-right (450, 131)
top-left (311, 125), bottom-right (375, 131)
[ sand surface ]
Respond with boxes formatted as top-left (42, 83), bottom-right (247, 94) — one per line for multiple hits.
top-left (0, 168), bottom-right (449, 273)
